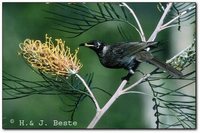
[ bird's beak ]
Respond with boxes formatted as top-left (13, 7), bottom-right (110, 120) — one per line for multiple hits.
top-left (79, 43), bottom-right (94, 47)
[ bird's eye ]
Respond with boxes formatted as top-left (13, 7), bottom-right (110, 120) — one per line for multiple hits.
top-left (96, 42), bottom-right (101, 48)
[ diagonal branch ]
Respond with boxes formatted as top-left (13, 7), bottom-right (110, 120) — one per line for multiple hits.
top-left (148, 3), bottom-right (173, 41)
top-left (121, 2), bottom-right (146, 42)
top-left (122, 74), bottom-right (151, 92)
top-left (87, 80), bottom-right (127, 128)
top-left (166, 44), bottom-right (194, 64)
top-left (75, 74), bottom-right (100, 111)
top-left (160, 5), bottom-right (196, 31)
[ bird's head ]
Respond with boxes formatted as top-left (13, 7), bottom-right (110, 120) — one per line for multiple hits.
top-left (79, 40), bottom-right (105, 53)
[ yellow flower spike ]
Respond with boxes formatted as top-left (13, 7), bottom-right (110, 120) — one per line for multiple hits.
top-left (19, 34), bottom-right (83, 76)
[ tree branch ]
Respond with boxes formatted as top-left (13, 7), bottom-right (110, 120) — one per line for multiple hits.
top-left (148, 3), bottom-right (173, 41)
top-left (160, 5), bottom-right (196, 30)
top-left (75, 73), bottom-right (100, 111)
top-left (87, 80), bottom-right (127, 128)
top-left (166, 43), bottom-right (194, 64)
top-left (122, 74), bottom-right (151, 92)
top-left (87, 74), bottom-right (151, 128)
top-left (121, 2), bottom-right (146, 42)
top-left (121, 91), bottom-right (154, 98)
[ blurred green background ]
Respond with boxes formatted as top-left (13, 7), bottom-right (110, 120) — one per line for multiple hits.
top-left (2, 3), bottom-right (195, 129)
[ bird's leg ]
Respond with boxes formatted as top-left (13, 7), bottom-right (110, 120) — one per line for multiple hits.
top-left (121, 69), bottom-right (135, 81)
top-left (121, 60), bottom-right (139, 81)
top-left (121, 73), bottom-right (132, 81)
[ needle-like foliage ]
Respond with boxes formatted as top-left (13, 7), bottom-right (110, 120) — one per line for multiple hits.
top-left (146, 38), bottom-right (196, 128)
top-left (3, 69), bottom-right (111, 120)
top-left (45, 3), bottom-right (140, 38)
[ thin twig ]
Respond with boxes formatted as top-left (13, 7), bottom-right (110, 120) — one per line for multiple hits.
top-left (161, 5), bottom-right (196, 29)
top-left (121, 90), bottom-right (154, 98)
top-left (122, 74), bottom-right (151, 92)
top-left (166, 44), bottom-right (194, 64)
top-left (148, 3), bottom-right (173, 41)
top-left (159, 24), bottom-right (177, 31)
top-left (121, 2), bottom-right (146, 42)
top-left (75, 73), bottom-right (100, 111)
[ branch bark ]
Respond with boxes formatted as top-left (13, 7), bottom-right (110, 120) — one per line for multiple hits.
top-left (148, 3), bottom-right (173, 41)
top-left (122, 2), bottom-right (146, 42)
top-left (87, 80), bottom-right (127, 128)
top-left (76, 74), bottom-right (100, 111)
top-left (160, 5), bottom-right (196, 30)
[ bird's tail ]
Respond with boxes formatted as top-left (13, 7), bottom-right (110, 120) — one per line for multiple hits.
top-left (148, 57), bottom-right (183, 78)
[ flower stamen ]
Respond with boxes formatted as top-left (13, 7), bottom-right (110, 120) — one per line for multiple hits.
top-left (19, 34), bottom-right (83, 76)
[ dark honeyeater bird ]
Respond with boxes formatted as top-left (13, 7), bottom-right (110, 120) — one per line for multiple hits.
top-left (79, 40), bottom-right (183, 80)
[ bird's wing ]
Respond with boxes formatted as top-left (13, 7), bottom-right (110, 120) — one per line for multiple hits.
top-left (111, 42), bottom-right (157, 57)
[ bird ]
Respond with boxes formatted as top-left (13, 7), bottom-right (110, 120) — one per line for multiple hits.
top-left (79, 40), bottom-right (183, 80)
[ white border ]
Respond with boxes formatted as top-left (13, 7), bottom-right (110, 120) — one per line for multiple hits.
top-left (0, 1), bottom-right (199, 133)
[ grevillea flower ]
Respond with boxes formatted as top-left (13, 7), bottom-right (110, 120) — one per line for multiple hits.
top-left (19, 34), bottom-right (83, 76)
